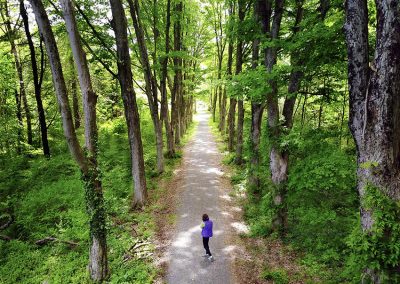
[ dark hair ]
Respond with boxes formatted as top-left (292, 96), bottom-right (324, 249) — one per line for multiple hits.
top-left (202, 214), bottom-right (209, 221)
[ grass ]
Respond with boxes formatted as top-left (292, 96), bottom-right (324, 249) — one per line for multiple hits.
top-left (0, 109), bottom-right (196, 283)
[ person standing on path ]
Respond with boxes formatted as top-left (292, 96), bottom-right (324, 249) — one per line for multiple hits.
top-left (201, 213), bottom-right (214, 261)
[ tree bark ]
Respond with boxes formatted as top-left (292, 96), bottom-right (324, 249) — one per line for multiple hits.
top-left (71, 78), bottom-right (81, 129)
top-left (2, 1), bottom-right (33, 146)
top-left (172, 1), bottom-right (183, 145)
top-left (227, 98), bottom-right (237, 151)
top-left (109, 0), bottom-right (148, 208)
top-left (160, 0), bottom-right (175, 157)
top-left (249, 101), bottom-right (264, 193)
top-left (128, 0), bottom-right (164, 174)
top-left (60, 0), bottom-right (108, 280)
top-left (345, 0), bottom-right (400, 281)
top-left (20, 0), bottom-right (50, 156)
top-left (68, 55), bottom-right (81, 130)
top-left (248, 0), bottom-right (264, 192)
top-left (29, 0), bottom-right (87, 172)
top-left (212, 88), bottom-right (218, 122)
top-left (259, 0), bottom-right (286, 232)
top-left (234, 0), bottom-right (245, 165)
top-left (14, 90), bottom-right (23, 154)
top-left (219, 88), bottom-right (227, 132)
top-left (30, 0), bottom-right (108, 281)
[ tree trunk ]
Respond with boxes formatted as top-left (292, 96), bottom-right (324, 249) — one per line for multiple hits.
top-left (160, 0), bottom-right (175, 157)
top-left (212, 89), bottom-right (218, 122)
top-left (128, 0), bottom-right (164, 174)
top-left (71, 78), bottom-right (81, 129)
top-left (21, 83), bottom-right (32, 146)
top-left (68, 54), bottom-right (81, 130)
top-left (172, 1), bottom-right (183, 145)
top-left (3, 1), bottom-right (33, 146)
top-left (248, 5), bottom-right (263, 192)
top-left (20, 0), bottom-right (50, 156)
top-left (235, 0), bottom-right (245, 165)
top-left (260, 0), bottom-right (286, 232)
top-left (109, 0), bottom-right (147, 208)
top-left (30, 0), bottom-right (109, 281)
top-left (221, 12), bottom-right (234, 134)
top-left (345, 0), bottom-right (400, 281)
top-left (60, 0), bottom-right (108, 280)
top-left (249, 102), bottom-right (264, 193)
top-left (14, 90), bottom-right (23, 154)
top-left (227, 98), bottom-right (237, 151)
top-left (29, 0), bottom-right (87, 171)
top-left (235, 100), bottom-right (244, 164)
top-left (219, 89), bottom-right (227, 132)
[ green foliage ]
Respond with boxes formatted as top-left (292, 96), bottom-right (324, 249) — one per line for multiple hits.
top-left (0, 112), bottom-right (164, 283)
top-left (286, 131), bottom-right (358, 275)
top-left (345, 185), bottom-right (400, 282)
top-left (261, 267), bottom-right (289, 284)
top-left (228, 67), bottom-right (270, 102)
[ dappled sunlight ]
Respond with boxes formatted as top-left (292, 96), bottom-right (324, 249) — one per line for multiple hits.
top-left (167, 110), bottom-right (233, 283)
top-left (204, 167), bottom-right (224, 176)
top-left (230, 221), bottom-right (250, 234)
top-left (219, 194), bottom-right (232, 201)
top-left (172, 225), bottom-right (201, 248)
top-left (221, 211), bottom-right (233, 218)
top-left (222, 245), bottom-right (237, 254)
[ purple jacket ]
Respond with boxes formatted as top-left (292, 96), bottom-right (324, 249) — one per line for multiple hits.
top-left (201, 220), bottom-right (213, 238)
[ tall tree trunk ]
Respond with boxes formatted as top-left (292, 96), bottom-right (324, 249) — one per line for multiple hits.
top-left (14, 90), bottom-right (23, 154)
top-left (318, 0), bottom-right (330, 19)
top-left (345, 0), bottom-right (400, 281)
top-left (71, 78), bottom-right (81, 129)
top-left (60, 1), bottom-right (108, 279)
top-left (219, 88), bottom-right (227, 132)
top-left (29, 0), bottom-right (87, 170)
top-left (227, 98), bottom-right (237, 151)
top-left (248, 0), bottom-right (264, 192)
top-left (235, 0), bottom-right (245, 165)
top-left (128, 0), bottom-right (164, 174)
top-left (69, 55), bottom-right (81, 130)
top-left (3, 1), bottom-right (33, 146)
top-left (20, 0), bottom-right (50, 156)
top-left (221, 2), bottom-right (234, 134)
top-left (212, 88), bottom-right (218, 122)
top-left (109, 0), bottom-right (147, 208)
top-left (259, 0), bottom-right (286, 232)
top-left (21, 82), bottom-right (32, 145)
top-left (30, 0), bottom-right (109, 281)
top-left (160, 0), bottom-right (175, 157)
top-left (172, 1), bottom-right (183, 145)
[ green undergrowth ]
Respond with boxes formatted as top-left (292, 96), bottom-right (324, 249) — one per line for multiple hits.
top-left (0, 108), bottom-right (194, 283)
top-left (209, 109), bottom-right (361, 282)
top-left (261, 267), bottom-right (289, 284)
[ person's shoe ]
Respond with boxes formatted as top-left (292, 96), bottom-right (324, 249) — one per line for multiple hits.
top-left (202, 254), bottom-right (210, 258)
top-left (208, 255), bottom-right (214, 262)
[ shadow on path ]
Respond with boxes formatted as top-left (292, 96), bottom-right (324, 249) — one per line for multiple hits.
top-left (166, 110), bottom-right (234, 284)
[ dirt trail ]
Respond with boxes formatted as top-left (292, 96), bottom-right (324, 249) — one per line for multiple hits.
top-left (166, 110), bottom-right (236, 284)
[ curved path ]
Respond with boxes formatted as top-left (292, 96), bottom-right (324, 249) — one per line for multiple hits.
top-left (166, 110), bottom-right (233, 284)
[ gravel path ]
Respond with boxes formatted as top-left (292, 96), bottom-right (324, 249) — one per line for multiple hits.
top-left (166, 110), bottom-right (233, 284)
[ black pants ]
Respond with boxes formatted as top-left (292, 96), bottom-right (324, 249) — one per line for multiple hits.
top-left (203, 237), bottom-right (212, 256)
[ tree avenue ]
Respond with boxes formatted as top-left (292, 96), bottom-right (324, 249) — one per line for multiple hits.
top-left (0, 0), bottom-right (399, 283)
